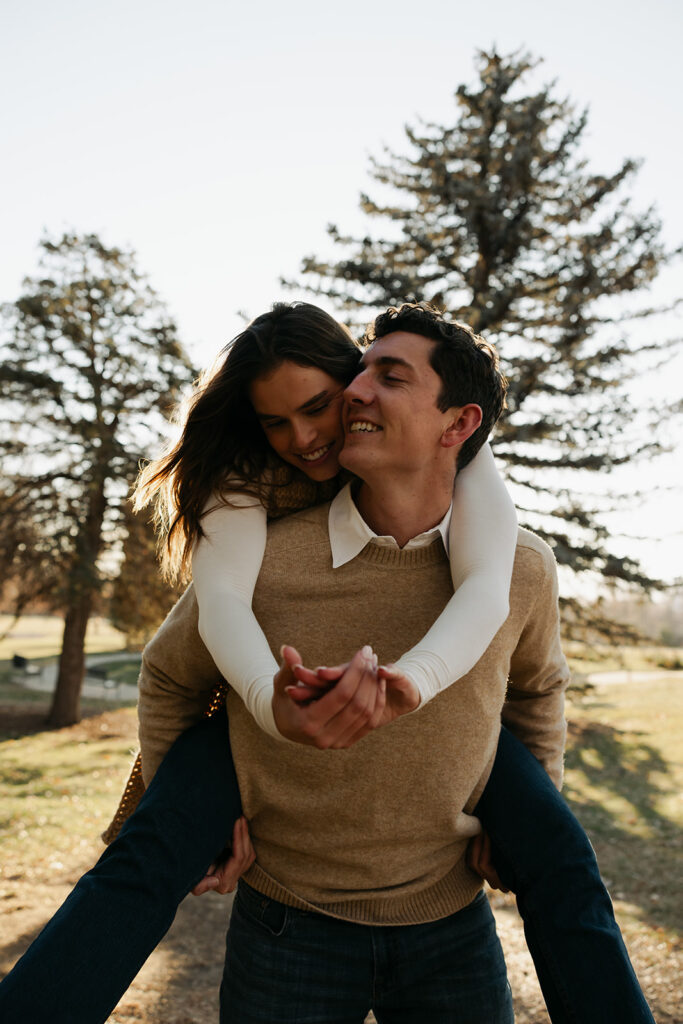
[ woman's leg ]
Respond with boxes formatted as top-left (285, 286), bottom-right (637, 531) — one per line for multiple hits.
top-left (475, 726), bottom-right (654, 1024)
top-left (0, 711), bottom-right (240, 1024)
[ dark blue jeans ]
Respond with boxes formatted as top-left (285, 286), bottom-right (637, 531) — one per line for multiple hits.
top-left (474, 728), bottom-right (654, 1024)
top-left (221, 883), bottom-right (512, 1023)
top-left (0, 716), bottom-right (654, 1024)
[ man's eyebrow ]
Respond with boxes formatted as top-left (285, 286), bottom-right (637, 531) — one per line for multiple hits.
top-left (255, 389), bottom-right (333, 421)
top-left (360, 354), bottom-right (414, 374)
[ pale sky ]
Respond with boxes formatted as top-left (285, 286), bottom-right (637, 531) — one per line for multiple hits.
top-left (1, 0), bottom-right (681, 585)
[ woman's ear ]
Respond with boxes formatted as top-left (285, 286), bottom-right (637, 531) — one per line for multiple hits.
top-left (440, 404), bottom-right (483, 449)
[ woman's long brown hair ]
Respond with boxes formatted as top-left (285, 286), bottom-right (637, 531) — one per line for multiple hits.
top-left (133, 302), bottom-right (361, 582)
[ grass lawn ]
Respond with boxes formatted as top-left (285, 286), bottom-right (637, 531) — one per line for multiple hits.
top-left (565, 640), bottom-right (683, 675)
top-left (0, 707), bottom-right (139, 876)
top-left (563, 677), bottom-right (681, 941)
top-left (542, 675), bottom-right (680, 1018)
top-left (0, 614), bottom-right (128, 662)
top-left (0, 658), bottom-right (680, 1020)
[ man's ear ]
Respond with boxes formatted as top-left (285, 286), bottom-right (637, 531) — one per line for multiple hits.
top-left (440, 404), bottom-right (483, 449)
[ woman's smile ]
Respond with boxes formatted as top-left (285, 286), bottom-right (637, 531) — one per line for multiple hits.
top-left (249, 361), bottom-right (346, 481)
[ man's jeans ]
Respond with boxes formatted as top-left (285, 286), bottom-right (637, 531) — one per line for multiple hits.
top-left (0, 715), bottom-right (654, 1024)
top-left (221, 883), bottom-right (512, 1023)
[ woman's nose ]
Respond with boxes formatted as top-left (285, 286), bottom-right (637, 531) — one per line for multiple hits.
top-left (292, 420), bottom-right (317, 450)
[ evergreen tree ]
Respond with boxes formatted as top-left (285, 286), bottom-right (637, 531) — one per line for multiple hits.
top-left (0, 233), bottom-right (194, 725)
top-left (289, 50), bottom-right (680, 621)
top-left (109, 506), bottom-right (182, 649)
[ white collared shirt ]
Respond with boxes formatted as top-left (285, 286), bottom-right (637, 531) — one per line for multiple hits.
top-left (328, 482), bottom-right (452, 569)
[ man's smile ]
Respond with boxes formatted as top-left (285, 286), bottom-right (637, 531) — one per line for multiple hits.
top-left (347, 420), bottom-right (382, 434)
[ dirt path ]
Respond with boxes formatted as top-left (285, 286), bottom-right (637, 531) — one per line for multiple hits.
top-left (3, 843), bottom-right (675, 1024)
top-left (1, 706), bottom-right (679, 1021)
top-left (1, 852), bottom-right (549, 1024)
top-left (107, 888), bottom-right (679, 1023)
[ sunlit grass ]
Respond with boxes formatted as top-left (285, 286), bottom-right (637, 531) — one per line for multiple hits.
top-left (565, 640), bottom-right (683, 675)
top-left (0, 614), bottom-right (128, 662)
top-left (563, 677), bottom-right (682, 941)
top-left (0, 710), bottom-right (138, 879)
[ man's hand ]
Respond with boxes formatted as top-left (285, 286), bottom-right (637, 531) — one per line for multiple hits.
top-left (273, 645), bottom-right (386, 749)
top-left (288, 660), bottom-right (420, 727)
top-left (466, 829), bottom-right (509, 893)
top-left (191, 816), bottom-right (255, 896)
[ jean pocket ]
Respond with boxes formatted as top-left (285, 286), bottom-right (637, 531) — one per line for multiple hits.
top-left (235, 881), bottom-right (290, 937)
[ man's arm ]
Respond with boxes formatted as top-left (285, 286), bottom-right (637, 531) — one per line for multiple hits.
top-left (138, 585), bottom-right (224, 784)
top-left (503, 540), bottom-right (571, 789)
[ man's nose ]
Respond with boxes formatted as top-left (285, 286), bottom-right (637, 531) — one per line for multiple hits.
top-left (344, 370), bottom-right (374, 405)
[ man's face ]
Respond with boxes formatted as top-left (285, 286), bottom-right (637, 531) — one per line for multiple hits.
top-left (340, 331), bottom-right (454, 478)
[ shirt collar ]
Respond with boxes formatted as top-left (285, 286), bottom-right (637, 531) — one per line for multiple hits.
top-left (328, 482), bottom-right (451, 568)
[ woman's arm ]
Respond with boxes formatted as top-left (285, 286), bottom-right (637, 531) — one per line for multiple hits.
top-left (191, 495), bottom-right (283, 739)
top-left (392, 443), bottom-right (517, 704)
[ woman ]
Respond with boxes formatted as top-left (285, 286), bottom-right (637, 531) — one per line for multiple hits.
top-left (0, 302), bottom-right (653, 1024)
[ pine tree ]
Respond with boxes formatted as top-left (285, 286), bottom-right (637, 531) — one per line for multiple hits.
top-left (109, 507), bottom-right (182, 649)
top-left (288, 50), bottom-right (680, 624)
top-left (0, 233), bottom-right (194, 725)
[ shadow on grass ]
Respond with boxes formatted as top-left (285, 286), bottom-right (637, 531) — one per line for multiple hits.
top-left (564, 719), bottom-right (682, 935)
top-left (0, 764), bottom-right (46, 786)
top-left (0, 700), bottom-right (136, 742)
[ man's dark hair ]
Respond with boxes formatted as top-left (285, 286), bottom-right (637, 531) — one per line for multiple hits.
top-left (365, 302), bottom-right (508, 469)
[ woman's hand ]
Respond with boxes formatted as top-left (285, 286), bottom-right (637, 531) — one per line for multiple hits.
top-left (288, 659), bottom-right (420, 723)
top-left (376, 664), bottom-right (421, 718)
top-left (274, 644), bottom-right (386, 748)
top-left (191, 816), bottom-right (255, 897)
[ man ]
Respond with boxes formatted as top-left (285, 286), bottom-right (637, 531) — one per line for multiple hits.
top-left (135, 302), bottom-right (569, 1022)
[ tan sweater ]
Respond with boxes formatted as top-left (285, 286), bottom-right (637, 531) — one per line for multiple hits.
top-left (138, 504), bottom-right (569, 925)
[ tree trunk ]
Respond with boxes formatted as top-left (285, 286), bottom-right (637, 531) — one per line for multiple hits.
top-left (47, 469), bottom-right (108, 728)
top-left (48, 591), bottom-right (93, 727)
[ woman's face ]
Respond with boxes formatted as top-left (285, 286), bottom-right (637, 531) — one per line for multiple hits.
top-left (249, 361), bottom-right (346, 481)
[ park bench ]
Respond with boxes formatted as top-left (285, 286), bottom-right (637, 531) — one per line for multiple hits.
top-left (87, 665), bottom-right (109, 681)
top-left (86, 665), bottom-right (125, 696)
top-left (11, 654), bottom-right (40, 676)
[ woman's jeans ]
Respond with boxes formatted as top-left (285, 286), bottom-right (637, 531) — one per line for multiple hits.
top-left (474, 727), bottom-right (654, 1024)
top-left (0, 716), bottom-right (654, 1024)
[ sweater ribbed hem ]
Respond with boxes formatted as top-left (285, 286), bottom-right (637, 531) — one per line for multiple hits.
top-left (243, 862), bottom-right (483, 926)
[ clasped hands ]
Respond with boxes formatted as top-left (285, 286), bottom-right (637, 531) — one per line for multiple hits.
top-left (192, 644), bottom-right (419, 896)
top-left (272, 643), bottom-right (420, 749)
top-left (192, 651), bottom-right (507, 896)
top-left (273, 647), bottom-right (507, 891)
